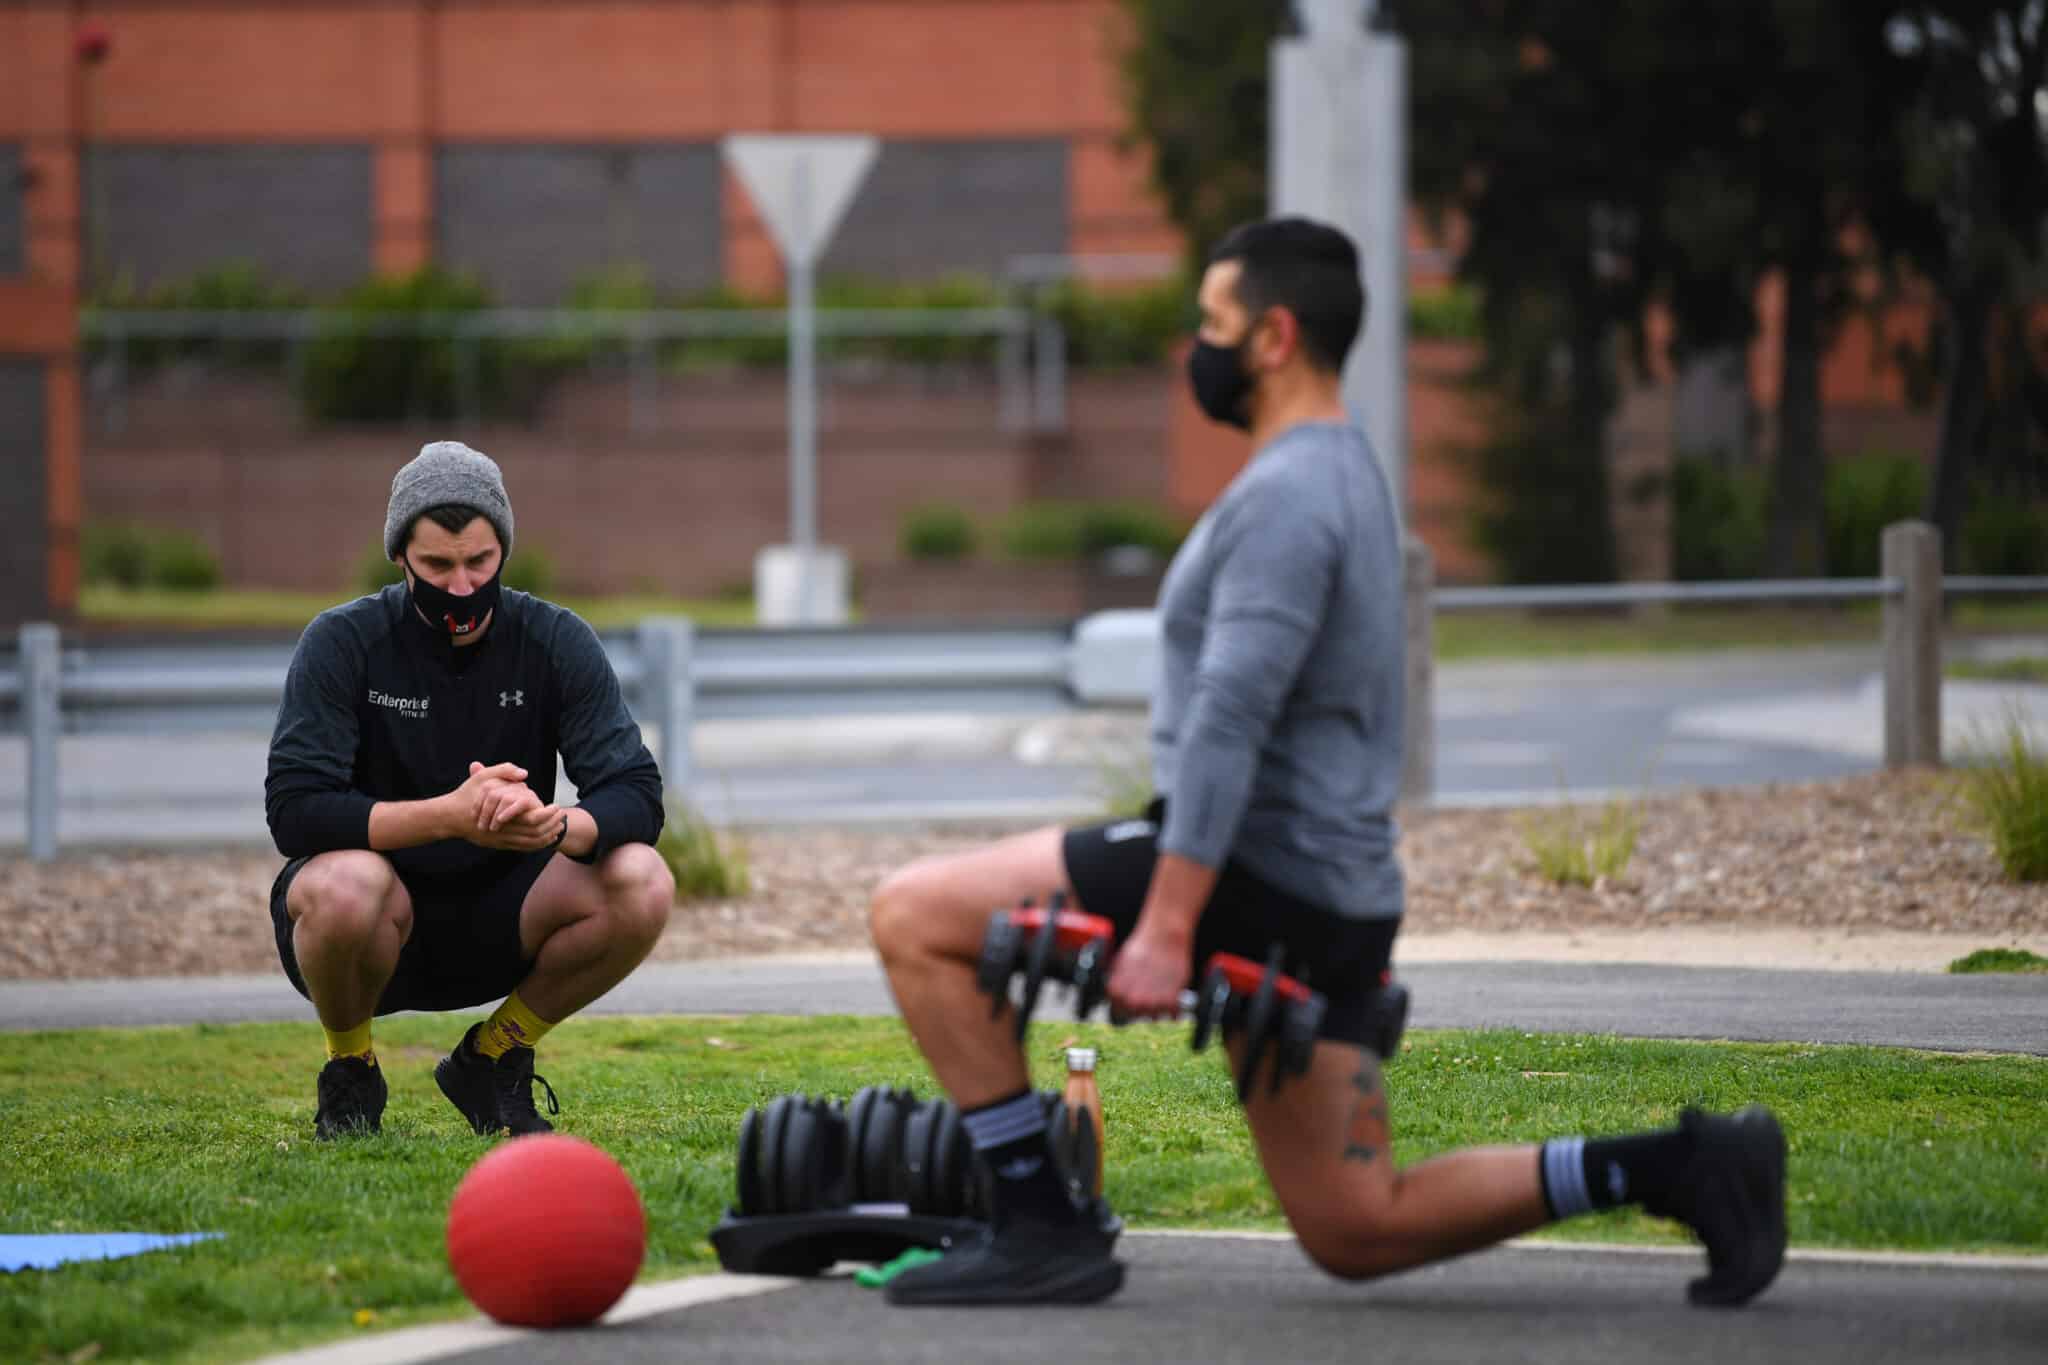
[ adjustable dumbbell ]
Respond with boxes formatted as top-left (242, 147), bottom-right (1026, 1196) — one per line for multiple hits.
top-left (975, 894), bottom-right (1116, 1040)
top-left (1183, 946), bottom-right (1326, 1103)
top-left (844, 1084), bottom-right (920, 1205)
top-left (734, 1093), bottom-right (851, 1217)
top-left (899, 1096), bottom-right (979, 1219)
top-left (1183, 951), bottom-right (1410, 1102)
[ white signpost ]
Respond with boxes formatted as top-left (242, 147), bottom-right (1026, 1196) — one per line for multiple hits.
top-left (723, 134), bottom-right (880, 625)
top-left (1271, 0), bottom-right (1408, 524)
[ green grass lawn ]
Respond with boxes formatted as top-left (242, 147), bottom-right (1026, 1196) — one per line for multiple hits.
top-left (70, 588), bottom-right (2048, 656)
top-left (1433, 598), bottom-right (2048, 661)
top-left (77, 585), bottom-right (759, 632)
top-left (3, 1015), bottom-right (2042, 1364)
top-left (1948, 656), bottom-right (2048, 685)
top-left (1948, 947), bottom-right (2048, 974)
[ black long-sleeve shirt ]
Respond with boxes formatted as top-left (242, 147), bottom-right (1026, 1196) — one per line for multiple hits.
top-left (265, 585), bottom-right (664, 884)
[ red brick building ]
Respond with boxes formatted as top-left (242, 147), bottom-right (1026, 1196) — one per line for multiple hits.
top-left (1, 2), bottom-right (1939, 612)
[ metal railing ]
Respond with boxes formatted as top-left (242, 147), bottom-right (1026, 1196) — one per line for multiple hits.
top-left (6, 521), bottom-right (2045, 860)
top-left (82, 306), bottom-right (1068, 437)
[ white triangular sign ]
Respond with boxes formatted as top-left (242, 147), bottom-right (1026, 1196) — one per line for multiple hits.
top-left (724, 135), bottom-right (880, 269)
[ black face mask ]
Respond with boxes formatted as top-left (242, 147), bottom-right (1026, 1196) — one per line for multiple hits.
top-left (404, 560), bottom-right (501, 643)
top-left (1186, 335), bottom-right (1256, 430)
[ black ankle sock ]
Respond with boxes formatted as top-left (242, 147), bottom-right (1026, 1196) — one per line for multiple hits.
top-left (1541, 1127), bottom-right (1694, 1217)
top-left (961, 1090), bottom-right (1077, 1223)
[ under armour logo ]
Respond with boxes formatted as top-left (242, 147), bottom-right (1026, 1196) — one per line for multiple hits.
top-left (996, 1157), bottom-right (1044, 1181)
top-left (1102, 819), bottom-right (1157, 844)
top-left (500, 690), bottom-right (524, 709)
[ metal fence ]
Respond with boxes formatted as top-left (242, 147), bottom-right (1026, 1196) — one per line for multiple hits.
top-left (82, 306), bottom-right (1069, 438)
top-left (6, 521), bottom-right (2045, 861)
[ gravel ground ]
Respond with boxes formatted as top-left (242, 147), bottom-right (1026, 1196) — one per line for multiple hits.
top-left (2, 771), bottom-right (2040, 982)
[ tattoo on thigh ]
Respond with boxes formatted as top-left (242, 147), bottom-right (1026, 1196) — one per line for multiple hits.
top-left (1341, 1057), bottom-right (1389, 1165)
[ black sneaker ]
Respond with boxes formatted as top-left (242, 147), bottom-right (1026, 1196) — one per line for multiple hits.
top-left (434, 1022), bottom-right (560, 1137)
top-left (314, 1056), bottom-right (387, 1140)
top-left (885, 1201), bottom-right (1125, 1307)
top-left (1648, 1105), bottom-right (1787, 1307)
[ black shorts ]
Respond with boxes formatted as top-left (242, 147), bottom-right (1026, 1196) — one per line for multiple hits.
top-left (1062, 800), bottom-right (1400, 1048)
top-left (269, 851), bottom-right (554, 1016)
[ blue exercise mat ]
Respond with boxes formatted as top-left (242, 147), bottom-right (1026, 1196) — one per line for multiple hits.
top-left (0, 1233), bottom-right (221, 1273)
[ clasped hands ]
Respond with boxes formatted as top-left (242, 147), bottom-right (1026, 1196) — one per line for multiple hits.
top-left (445, 760), bottom-right (567, 852)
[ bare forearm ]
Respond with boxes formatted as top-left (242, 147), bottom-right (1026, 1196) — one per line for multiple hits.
top-left (559, 807), bottom-right (600, 859)
top-left (1136, 852), bottom-right (1218, 945)
top-left (367, 796), bottom-right (452, 850)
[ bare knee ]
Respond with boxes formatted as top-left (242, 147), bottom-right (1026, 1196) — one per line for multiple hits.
top-left (291, 853), bottom-right (408, 948)
top-left (868, 860), bottom-right (940, 964)
top-left (1296, 1219), bottom-right (1410, 1282)
top-left (598, 843), bottom-right (673, 949)
top-left (1290, 1182), bottom-right (1415, 1282)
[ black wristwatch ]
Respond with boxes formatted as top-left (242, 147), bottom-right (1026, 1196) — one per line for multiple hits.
top-left (548, 815), bottom-right (569, 851)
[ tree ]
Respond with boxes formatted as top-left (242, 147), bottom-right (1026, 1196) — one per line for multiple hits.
top-left (1116, 0), bottom-right (1293, 263)
top-left (1653, 3), bottom-right (1889, 577)
top-left (1402, 1), bottom-right (1697, 582)
top-left (1864, 3), bottom-right (2048, 560)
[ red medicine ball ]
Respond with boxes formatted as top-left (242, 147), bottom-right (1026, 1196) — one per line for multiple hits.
top-left (446, 1134), bottom-right (647, 1328)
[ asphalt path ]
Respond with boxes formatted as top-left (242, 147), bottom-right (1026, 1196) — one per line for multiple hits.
top-left (429, 1237), bottom-right (2047, 1365)
top-left (7, 956), bottom-right (2043, 1055)
top-left (13, 648), bottom-right (2020, 848)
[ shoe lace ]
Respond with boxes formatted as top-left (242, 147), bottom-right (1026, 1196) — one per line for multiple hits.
top-left (492, 1048), bottom-right (560, 1125)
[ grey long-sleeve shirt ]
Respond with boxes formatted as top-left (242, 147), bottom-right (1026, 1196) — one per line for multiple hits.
top-left (265, 585), bottom-right (664, 883)
top-left (1150, 420), bottom-right (1405, 919)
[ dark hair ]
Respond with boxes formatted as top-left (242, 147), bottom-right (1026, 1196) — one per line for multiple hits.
top-left (406, 504), bottom-right (495, 549)
top-left (1207, 218), bottom-right (1364, 373)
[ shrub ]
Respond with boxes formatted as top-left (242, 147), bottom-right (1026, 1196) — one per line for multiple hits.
top-left (1824, 452), bottom-right (1926, 578)
top-left (1959, 486), bottom-right (2048, 576)
top-left (1520, 800), bottom-right (1640, 886)
top-left (998, 503), bottom-right (1088, 561)
top-left (1670, 455), bottom-right (1767, 581)
top-left (300, 267), bottom-right (545, 424)
top-left (147, 529), bottom-right (223, 592)
top-left (502, 544), bottom-right (557, 597)
top-left (996, 501), bottom-right (1185, 562)
top-left (81, 522), bottom-right (221, 592)
top-left (87, 262), bottom-right (308, 372)
top-left (1465, 410), bottom-right (1618, 586)
top-left (1953, 711), bottom-right (2048, 882)
top-left (356, 542), bottom-right (405, 595)
top-left (900, 504), bottom-right (979, 561)
top-left (657, 803), bottom-right (751, 900)
top-left (1076, 502), bottom-right (1185, 559)
top-left (1408, 284), bottom-right (1484, 342)
top-left (82, 522), bottom-right (156, 590)
top-left (1043, 277), bottom-right (1191, 369)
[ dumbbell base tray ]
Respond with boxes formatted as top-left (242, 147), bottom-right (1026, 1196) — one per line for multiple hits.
top-left (710, 1204), bottom-right (985, 1277)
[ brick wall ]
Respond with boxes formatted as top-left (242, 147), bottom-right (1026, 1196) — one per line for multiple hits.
top-left (435, 144), bottom-right (724, 304)
top-left (81, 369), bottom-right (1175, 596)
top-left (85, 145), bottom-right (372, 293)
top-left (4, 1), bottom-right (1170, 294)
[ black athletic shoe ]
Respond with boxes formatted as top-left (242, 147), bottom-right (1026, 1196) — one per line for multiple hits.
top-left (434, 1022), bottom-right (560, 1137)
top-left (885, 1200), bottom-right (1125, 1307)
top-left (1648, 1105), bottom-right (1787, 1307)
top-left (313, 1056), bottom-right (387, 1140)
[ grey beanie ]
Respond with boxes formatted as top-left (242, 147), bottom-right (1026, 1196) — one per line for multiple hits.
top-left (383, 441), bottom-right (515, 561)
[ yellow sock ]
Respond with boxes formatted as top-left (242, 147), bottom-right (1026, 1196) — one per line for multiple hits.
top-left (324, 1020), bottom-right (375, 1065)
top-left (475, 991), bottom-right (555, 1059)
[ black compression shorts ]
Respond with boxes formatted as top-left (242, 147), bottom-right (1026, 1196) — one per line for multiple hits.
top-left (269, 850), bottom-right (554, 1016)
top-left (1061, 800), bottom-right (1400, 1047)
